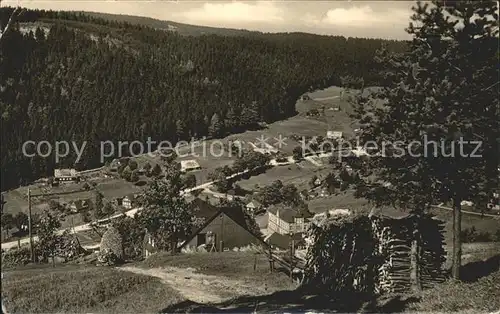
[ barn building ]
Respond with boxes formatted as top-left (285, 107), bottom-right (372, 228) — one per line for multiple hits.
top-left (179, 198), bottom-right (266, 252)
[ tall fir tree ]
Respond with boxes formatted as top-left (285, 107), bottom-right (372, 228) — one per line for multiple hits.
top-left (350, 0), bottom-right (498, 280)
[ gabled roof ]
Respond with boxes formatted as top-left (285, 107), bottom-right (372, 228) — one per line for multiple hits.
top-left (179, 199), bottom-right (268, 250)
top-left (246, 200), bottom-right (262, 208)
top-left (123, 194), bottom-right (137, 201)
top-left (267, 204), bottom-right (313, 223)
top-left (188, 197), bottom-right (220, 220)
top-left (264, 232), bottom-right (304, 250)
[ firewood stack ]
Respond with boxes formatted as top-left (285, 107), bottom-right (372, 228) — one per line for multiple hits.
top-left (303, 210), bottom-right (446, 296)
top-left (303, 212), bottom-right (376, 295)
top-left (371, 217), bottom-right (413, 294)
top-left (418, 215), bottom-right (447, 288)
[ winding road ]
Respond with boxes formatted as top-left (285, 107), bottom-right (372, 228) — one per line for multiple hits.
top-left (3, 150), bottom-right (496, 252)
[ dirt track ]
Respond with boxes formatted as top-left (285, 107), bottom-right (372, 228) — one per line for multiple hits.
top-left (118, 266), bottom-right (271, 304)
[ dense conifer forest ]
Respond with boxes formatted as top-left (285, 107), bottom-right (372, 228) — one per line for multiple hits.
top-left (0, 8), bottom-right (408, 190)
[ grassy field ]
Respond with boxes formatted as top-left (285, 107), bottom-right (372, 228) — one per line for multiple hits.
top-left (430, 207), bottom-right (500, 245)
top-left (2, 251), bottom-right (296, 313)
top-left (409, 269), bottom-right (500, 312)
top-left (142, 251), bottom-right (290, 281)
top-left (236, 162), bottom-right (329, 192)
top-left (140, 251), bottom-right (297, 297)
top-left (2, 265), bottom-right (184, 313)
top-left (96, 178), bottom-right (142, 199)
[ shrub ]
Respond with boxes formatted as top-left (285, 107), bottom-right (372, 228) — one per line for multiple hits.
top-left (97, 248), bottom-right (120, 266)
top-left (100, 226), bottom-right (124, 261)
top-left (1, 246), bottom-right (33, 268)
top-left (55, 231), bottom-right (86, 262)
top-left (113, 217), bottom-right (145, 260)
top-left (460, 226), bottom-right (495, 243)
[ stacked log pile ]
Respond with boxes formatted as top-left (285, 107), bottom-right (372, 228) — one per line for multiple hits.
top-left (303, 211), bottom-right (377, 294)
top-left (371, 218), bottom-right (412, 294)
top-left (303, 209), bottom-right (446, 296)
top-left (418, 215), bottom-right (447, 288)
top-left (371, 216), bottom-right (414, 294)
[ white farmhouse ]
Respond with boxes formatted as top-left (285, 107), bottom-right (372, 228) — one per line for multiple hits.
top-left (326, 131), bottom-right (343, 140)
top-left (180, 160), bottom-right (201, 173)
top-left (54, 168), bottom-right (79, 182)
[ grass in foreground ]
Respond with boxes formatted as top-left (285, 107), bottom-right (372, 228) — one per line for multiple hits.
top-left (408, 270), bottom-right (500, 312)
top-left (2, 264), bottom-right (183, 313)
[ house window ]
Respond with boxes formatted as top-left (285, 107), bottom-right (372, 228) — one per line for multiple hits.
top-left (197, 233), bottom-right (206, 245)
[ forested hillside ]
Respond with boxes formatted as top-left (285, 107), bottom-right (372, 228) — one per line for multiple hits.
top-left (79, 11), bottom-right (258, 36)
top-left (0, 8), bottom-right (408, 190)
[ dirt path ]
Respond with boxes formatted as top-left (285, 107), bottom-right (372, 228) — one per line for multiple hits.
top-left (119, 266), bottom-right (265, 305)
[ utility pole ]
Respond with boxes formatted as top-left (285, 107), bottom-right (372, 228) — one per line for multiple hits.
top-left (289, 232), bottom-right (295, 282)
top-left (27, 188), bottom-right (34, 263)
top-left (0, 194), bottom-right (5, 214)
top-left (219, 213), bottom-right (224, 253)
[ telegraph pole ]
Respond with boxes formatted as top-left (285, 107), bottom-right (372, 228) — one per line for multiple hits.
top-left (0, 194), bottom-right (5, 213)
top-left (27, 188), bottom-right (34, 262)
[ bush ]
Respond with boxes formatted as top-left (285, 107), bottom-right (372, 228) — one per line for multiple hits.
top-left (80, 211), bottom-right (91, 223)
top-left (113, 217), bottom-right (145, 260)
top-left (1, 246), bottom-right (33, 268)
top-left (100, 226), bottom-right (124, 261)
top-left (460, 226), bottom-right (495, 243)
top-left (55, 232), bottom-right (86, 262)
top-left (97, 248), bottom-right (120, 266)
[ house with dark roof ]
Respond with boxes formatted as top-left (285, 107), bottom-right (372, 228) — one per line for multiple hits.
top-left (264, 232), bottom-right (305, 251)
top-left (267, 204), bottom-right (313, 235)
top-left (69, 199), bottom-right (90, 213)
top-left (178, 198), bottom-right (267, 253)
top-left (245, 200), bottom-right (263, 216)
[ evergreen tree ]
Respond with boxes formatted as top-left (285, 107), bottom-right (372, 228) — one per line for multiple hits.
top-left (121, 166), bottom-right (132, 181)
top-left (350, 1), bottom-right (498, 280)
top-left (37, 210), bottom-right (61, 263)
top-left (208, 113), bottom-right (224, 138)
top-left (151, 164), bottom-right (162, 177)
top-left (224, 107), bottom-right (239, 132)
top-left (130, 170), bottom-right (139, 182)
top-left (139, 173), bottom-right (196, 253)
top-left (176, 119), bottom-right (187, 141)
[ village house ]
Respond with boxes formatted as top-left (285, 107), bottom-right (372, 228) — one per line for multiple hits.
top-left (326, 131), bottom-right (343, 140)
top-left (69, 199), bottom-right (90, 213)
top-left (245, 200), bottom-right (264, 216)
top-left (122, 194), bottom-right (138, 209)
top-left (176, 198), bottom-right (267, 253)
top-left (267, 204), bottom-right (313, 235)
top-left (487, 192), bottom-right (500, 211)
top-left (54, 168), bottom-right (79, 182)
top-left (264, 232), bottom-right (305, 251)
top-left (180, 159), bottom-right (202, 173)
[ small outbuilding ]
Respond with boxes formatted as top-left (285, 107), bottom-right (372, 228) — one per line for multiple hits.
top-left (180, 159), bottom-right (202, 173)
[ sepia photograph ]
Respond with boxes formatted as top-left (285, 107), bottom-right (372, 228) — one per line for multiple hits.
top-left (0, 0), bottom-right (499, 313)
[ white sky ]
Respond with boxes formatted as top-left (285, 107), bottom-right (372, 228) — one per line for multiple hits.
top-left (1, 1), bottom-right (418, 39)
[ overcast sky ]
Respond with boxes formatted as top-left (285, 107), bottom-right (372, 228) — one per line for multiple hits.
top-left (2, 1), bottom-right (418, 39)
